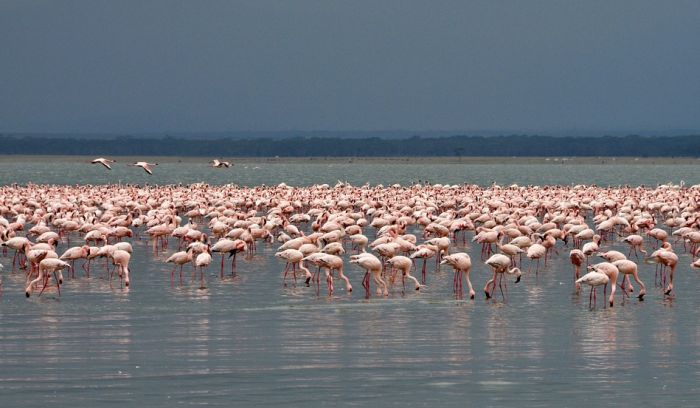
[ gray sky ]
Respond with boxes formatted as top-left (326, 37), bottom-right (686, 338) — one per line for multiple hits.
top-left (2, 0), bottom-right (700, 134)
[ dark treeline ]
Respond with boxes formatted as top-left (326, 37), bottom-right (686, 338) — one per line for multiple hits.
top-left (1, 134), bottom-right (699, 157)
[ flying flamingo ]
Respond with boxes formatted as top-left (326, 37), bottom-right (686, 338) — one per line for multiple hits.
top-left (130, 161), bottom-right (158, 175)
top-left (91, 157), bottom-right (116, 170)
top-left (210, 159), bottom-right (232, 168)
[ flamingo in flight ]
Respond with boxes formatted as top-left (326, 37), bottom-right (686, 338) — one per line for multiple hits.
top-left (131, 161), bottom-right (158, 175)
top-left (91, 157), bottom-right (116, 170)
top-left (210, 159), bottom-right (232, 168)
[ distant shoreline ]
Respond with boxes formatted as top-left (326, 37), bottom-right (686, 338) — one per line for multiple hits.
top-left (1, 155), bottom-right (698, 165)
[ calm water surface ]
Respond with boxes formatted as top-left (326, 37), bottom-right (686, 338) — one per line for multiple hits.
top-left (1, 157), bottom-right (699, 407)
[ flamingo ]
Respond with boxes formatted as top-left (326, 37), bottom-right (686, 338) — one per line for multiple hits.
top-left (612, 259), bottom-right (645, 300)
top-left (484, 253), bottom-right (522, 300)
top-left (526, 239), bottom-right (547, 275)
top-left (111, 249), bottom-right (131, 287)
top-left (575, 271), bottom-right (609, 308)
top-left (316, 254), bottom-right (352, 294)
top-left (645, 247), bottom-right (678, 295)
top-left (25, 258), bottom-right (70, 298)
top-left (621, 234), bottom-right (647, 259)
top-left (210, 159), bottom-right (232, 168)
top-left (440, 253), bottom-right (474, 299)
top-left (349, 253), bottom-right (387, 297)
top-left (211, 238), bottom-right (247, 278)
top-left (587, 262), bottom-right (619, 306)
top-left (91, 157), bottom-right (115, 170)
top-left (130, 161), bottom-right (158, 175)
top-left (385, 256), bottom-right (421, 292)
top-left (194, 247), bottom-right (212, 289)
top-left (581, 234), bottom-right (601, 265)
top-left (570, 249), bottom-right (585, 289)
top-left (275, 248), bottom-right (311, 285)
top-left (410, 245), bottom-right (437, 284)
top-left (59, 245), bottom-right (90, 278)
top-left (165, 249), bottom-right (193, 285)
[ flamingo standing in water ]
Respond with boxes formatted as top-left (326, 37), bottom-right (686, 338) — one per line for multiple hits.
top-left (410, 244), bottom-right (437, 284)
top-left (194, 246), bottom-right (211, 289)
top-left (59, 245), bottom-right (90, 278)
top-left (165, 249), bottom-right (193, 285)
top-left (576, 270), bottom-right (609, 308)
top-left (275, 248), bottom-right (311, 286)
top-left (622, 234), bottom-right (647, 259)
top-left (587, 262), bottom-right (619, 307)
top-left (645, 246), bottom-right (678, 295)
top-left (440, 253), bottom-right (474, 299)
top-left (484, 253), bottom-right (522, 300)
top-left (111, 249), bottom-right (131, 287)
top-left (612, 259), bottom-right (645, 300)
top-left (581, 234), bottom-right (601, 265)
top-left (350, 253), bottom-right (387, 297)
top-left (25, 258), bottom-right (70, 298)
top-left (316, 254), bottom-right (352, 294)
top-left (385, 255), bottom-right (421, 293)
top-left (211, 238), bottom-right (247, 278)
top-left (526, 239), bottom-right (547, 275)
top-left (570, 249), bottom-right (585, 290)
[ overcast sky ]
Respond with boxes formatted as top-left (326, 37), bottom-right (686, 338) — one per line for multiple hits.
top-left (2, 0), bottom-right (700, 133)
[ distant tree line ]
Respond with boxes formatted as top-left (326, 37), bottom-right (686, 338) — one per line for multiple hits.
top-left (0, 134), bottom-right (698, 157)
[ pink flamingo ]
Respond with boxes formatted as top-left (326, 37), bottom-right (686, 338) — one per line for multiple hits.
top-left (165, 249), bottom-right (193, 285)
top-left (26, 258), bottom-right (70, 298)
top-left (130, 161), bottom-right (158, 175)
top-left (385, 256), bottom-right (421, 293)
top-left (91, 157), bottom-right (115, 170)
top-left (576, 270), bottom-right (609, 308)
top-left (484, 253), bottom-right (522, 300)
top-left (194, 246), bottom-right (211, 289)
top-left (440, 253), bottom-right (474, 299)
top-left (350, 253), bottom-right (387, 297)
top-left (211, 238), bottom-right (247, 278)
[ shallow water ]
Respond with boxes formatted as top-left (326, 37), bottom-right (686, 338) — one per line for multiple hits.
top-left (0, 155), bottom-right (696, 187)
top-left (1, 158), bottom-right (699, 407)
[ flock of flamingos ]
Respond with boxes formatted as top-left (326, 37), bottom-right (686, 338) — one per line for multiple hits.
top-left (0, 158), bottom-right (699, 308)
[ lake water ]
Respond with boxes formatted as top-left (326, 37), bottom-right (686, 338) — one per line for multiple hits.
top-left (1, 157), bottom-right (699, 407)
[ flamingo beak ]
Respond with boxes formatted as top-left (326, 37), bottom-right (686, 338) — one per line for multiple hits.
top-left (515, 276), bottom-right (521, 283)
